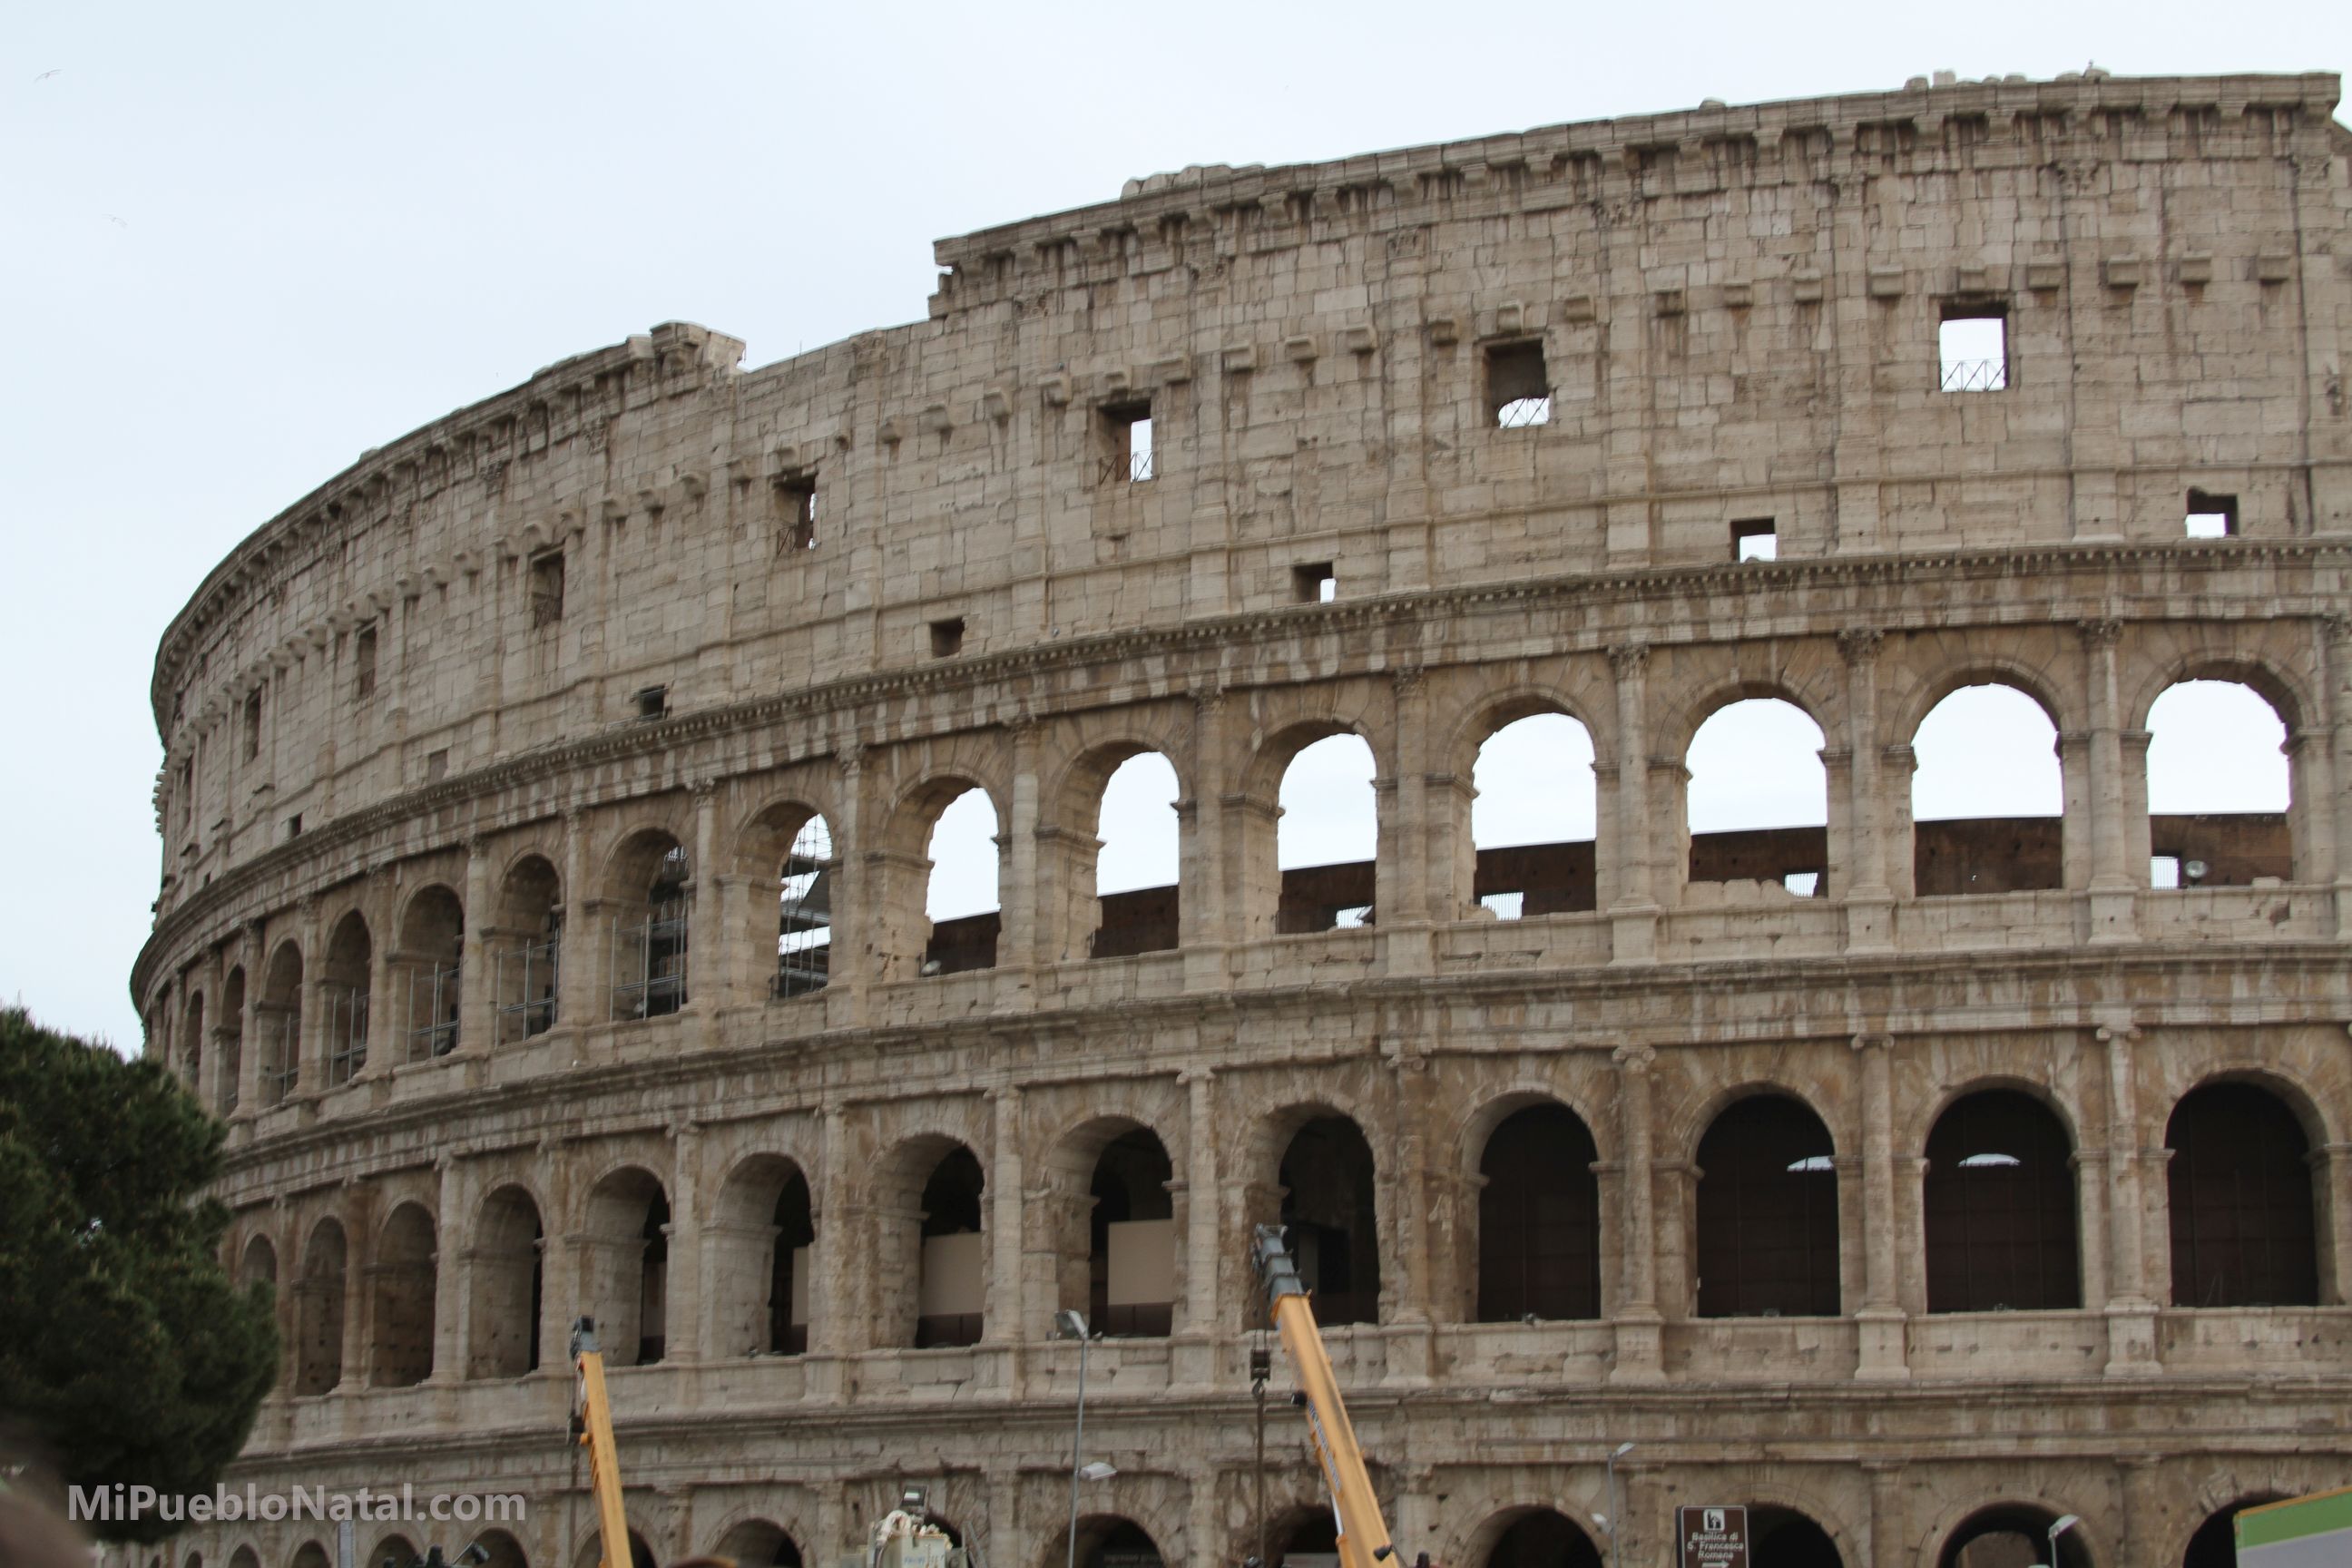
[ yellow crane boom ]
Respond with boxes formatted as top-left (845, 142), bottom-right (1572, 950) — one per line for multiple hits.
top-left (570, 1317), bottom-right (633, 1568)
top-left (1250, 1225), bottom-right (1399, 1568)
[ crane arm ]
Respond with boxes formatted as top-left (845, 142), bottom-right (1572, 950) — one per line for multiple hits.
top-left (1250, 1225), bottom-right (1397, 1568)
top-left (571, 1317), bottom-right (633, 1568)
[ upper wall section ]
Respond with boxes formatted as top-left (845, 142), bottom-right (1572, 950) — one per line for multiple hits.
top-left (149, 72), bottom-right (2350, 904)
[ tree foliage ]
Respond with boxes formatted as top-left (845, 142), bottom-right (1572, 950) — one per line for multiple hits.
top-left (0, 1006), bottom-right (277, 1544)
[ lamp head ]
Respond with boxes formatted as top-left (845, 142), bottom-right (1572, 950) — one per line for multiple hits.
top-left (2051, 1516), bottom-right (2081, 1539)
top-left (1078, 1461), bottom-right (1117, 1482)
top-left (1612, 1442), bottom-right (1635, 1458)
top-left (1055, 1308), bottom-right (1088, 1340)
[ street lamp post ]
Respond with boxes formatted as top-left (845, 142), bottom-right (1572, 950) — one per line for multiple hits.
top-left (1056, 1309), bottom-right (1093, 1568)
top-left (2045, 1514), bottom-right (2081, 1568)
top-left (1604, 1443), bottom-right (1634, 1568)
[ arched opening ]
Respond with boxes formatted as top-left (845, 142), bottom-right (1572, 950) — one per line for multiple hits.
top-left (321, 910), bottom-right (373, 1084)
top-left (2167, 1083), bottom-right (2318, 1307)
top-left (1687, 698), bottom-right (1829, 895)
top-left (468, 1185), bottom-right (544, 1378)
top-left (1092, 751), bottom-right (1181, 958)
top-left (1280, 1115), bottom-right (1380, 1327)
top-left (608, 831), bottom-right (690, 1020)
top-left (916, 1146), bottom-right (987, 1346)
top-left (1694, 1096), bottom-right (1839, 1318)
top-left (181, 989), bottom-right (204, 1099)
top-left (1271, 1506), bottom-right (1339, 1568)
top-left (777, 815), bottom-right (835, 999)
top-left (711, 1155), bottom-right (816, 1357)
top-left (1480, 1507), bottom-right (1604, 1568)
top-left (370, 1202), bottom-right (436, 1387)
top-left (1748, 1505), bottom-right (1844, 1568)
top-left (1278, 733), bottom-right (1380, 933)
top-left (466, 1530), bottom-right (530, 1568)
top-left (924, 787), bottom-right (1002, 975)
top-left (581, 1167), bottom-right (669, 1366)
top-left (2182, 1496), bottom-right (2285, 1568)
top-left (294, 1218), bottom-right (348, 1396)
top-left (241, 1233), bottom-right (278, 1293)
top-left (714, 1521), bottom-right (804, 1568)
top-left (1476, 1102), bottom-right (1602, 1322)
top-left (1051, 1517), bottom-right (1165, 1568)
top-left (1088, 1128), bottom-right (1176, 1337)
top-left (230, 1549), bottom-right (261, 1568)
top-left (220, 966), bottom-right (246, 1113)
top-left (492, 855), bottom-right (563, 1042)
top-left (397, 884), bottom-right (465, 1060)
top-left (1936, 1504), bottom-right (2092, 1568)
top-left (1471, 712), bottom-right (1600, 918)
top-left (290, 1544), bottom-right (330, 1568)
top-left (1924, 1090), bottom-right (2081, 1313)
top-left (570, 1532), bottom-right (657, 1568)
top-left (1912, 684), bottom-right (2064, 895)
top-left (259, 941), bottom-right (303, 1105)
top-left (2146, 680), bottom-right (2292, 887)
top-left (369, 1535), bottom-right (417, 1568)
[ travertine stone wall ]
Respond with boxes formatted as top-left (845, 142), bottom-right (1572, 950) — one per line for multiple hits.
top-left (130, 71), bottom-right (2352, 1568)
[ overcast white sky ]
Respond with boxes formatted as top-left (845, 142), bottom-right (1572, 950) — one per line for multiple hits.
top-left (5, 3), bottom-right (2338, 1048)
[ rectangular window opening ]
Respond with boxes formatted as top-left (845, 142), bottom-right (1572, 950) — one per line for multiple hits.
top-left (2151, 853), bottom-right (2181, 889)
top-left (1292, 563), bottom-right (1337, 603)
top-left (634, 685), bottom-right (669, 721)
top-left (1101, 402), bottom-right (1154, 484)
top-left (776, 475), bottom-right (818, 551)
top-left (529, 550), bottom-right (566, 625)
top-left (930, 617), bottom-right (965, 658)
top-left (1480, 891), bottom-right (1524, 921)
top-left (241, 690), bottom-right (262, 761)
top-left (353, 625), bottom-right (378, 700)
top-left (285, 814), bottom-right (302, 840)
top-left (1938, 308), bottom-right (2008, 392)
top-left (1486, 340), bottom-right (1552, 427)
top-left (2185, 489), bottom-right (2238, 539)
top-left (426, 749), bottom-right (449, 782)
top-left (1733, 518), bottom-right (1779, 562)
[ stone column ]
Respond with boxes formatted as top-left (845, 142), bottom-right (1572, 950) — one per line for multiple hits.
top-left (828, 744), bottom-right (871, 1027)
top-left (429, 1152), bottom-right (466, 1383)
top-left (2080, 619), bottom-right (2139, 941)
top-left (234, 921), bottom-right (265, 1119)
top-left (1840, 630), bottom-right (1896, 951)
top-left (1854, 1034), bottom-right (1908, 1378)
top-left (1606, 644), bottom-right (1660, 964)
top-left (2320, 1141), bottom-right (2352, 1307)
top-left (1610, 1042), bottom-right (1664, 1381)
top-left (363, 879), bottom-right (398, 1078)
top-left (1184, 1464), bottom-right (1225, 1568)
top-left (667, 1121), bottom-right (704, 1364)
top-left (2101, 1024), bottom-right (2160, 1375)
top-left (1380, 667), bottom-right (1436, 977)
top-left (459, 837), bottom-right (495, 1057)
top-left (1171, 1066), bottom-right (1220, 1391)
top-left (297, 897), bottom-right (325, 1093)
top-left (985, 1086), bottom-right (1026, 1374)
top-left (997, 718), bottom-right (1043, 976)
top-left (687, 782), bottom-right (720, 1016)
top-left (557, 808), bottom-right (596, 1031)
top-left (2320, 615), bottom-right (2352, 938)
top-left (1863, 1462), bottom-right (1906, 1568)
top-left (806, 1105), bottom-right (857, 1393)
top-left (1383, 1036), bottom-right (1436, 1386)
top-left (337, 1182), bottom-right (372, 1392)
top-left (1181, 690), bottom-right (1235, 976)
top-left (2114, 1455), bottom-right (2165, 1568)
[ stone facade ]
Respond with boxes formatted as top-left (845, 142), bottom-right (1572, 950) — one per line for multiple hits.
top-left (130, 70), bottom-right (2352, 1568)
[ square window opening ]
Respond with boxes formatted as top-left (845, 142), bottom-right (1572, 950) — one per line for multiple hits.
top-left (776, 475), bottom-right (818, 551)
top-left (930, 617), bottom-right (965, 658)
top-left (2185, 489), bottom-right (2237, 539)
top-left (285, 814), bottom-right (302, 840)
top-left (426, 749), bottom-right (449, 782)
top-left (1486, 340), bottom-right (1551, 427)
top-left (529, 550), bottom-right (565, 625)
top-left (1101, 402), bottom-right (1154, 484)
top-left (1938, 308), bottom-right (2008, 392)
top-left (241, 690), bottom-right (262, 761)
top-left (1293, 563), bottom-right (1337, 603)
top-left (634, 686), bottom-right (669, 721)
top-left (353, 625), bottom-right (378, 700)
top-left (1733, 518), bottom-right (1779, 562)
top-left (2151, 854), bottom-right (2181, 889)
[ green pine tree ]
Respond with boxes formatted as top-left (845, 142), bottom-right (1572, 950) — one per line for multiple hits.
top-left (0, 1006), bottom-right (278, 1545)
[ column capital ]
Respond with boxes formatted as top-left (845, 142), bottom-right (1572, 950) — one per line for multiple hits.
top-left (1390, 664), bottom-right (1426, 700)
top-left (1612, 1041), bottom-right (1657, 1073)
top-left (1838, 626), bottom-right (1884, 666)
top-left (835, 741), bottom-right (866, 779)
top-left (2076, 616), bottom-right (2124, 651)
top-left (1608, 642), bottom-right (1651, 677)
top-left (1850, 1032), bottom-right (1894, 1054)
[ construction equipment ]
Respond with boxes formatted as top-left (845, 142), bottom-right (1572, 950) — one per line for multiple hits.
top-left (570, 1317), bottom-right (634, 1568)
top-left (1250, 1224), bottom-right (1400, 1568)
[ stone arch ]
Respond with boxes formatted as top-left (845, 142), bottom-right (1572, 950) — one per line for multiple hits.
top-left (1237, 712), bottom-right (1386, 940)
top-left (711, 1518), bottom-right (806, 1568)
top-left (878, 771), bottom-right (1002, 980)
top-left (491, 853), bottom-right (563, 1042)
top-left (732, 799), bottom-right (836, 1002)
top-left (289, 1542), bottom-right (330, 1568)
top-left (1693, 1092), bottom-right (1841, 1318)
top-left (869, 1133), bottom-right (987, 1348)
top-left (2166, 1079), bottom-right (2320, 1308)
top-left (394, 882), bottom-right (465, 1060)
top-left (320, 908), bottom-right (372, 1084)
top-left (2176, 1491), bottom-right (2288, 1568)
top-left (1472, 1098), bottom-right (1602, 1323)
top-left (2142, 676), bottom-right (2297, 886)
top-left (711, 1152), bottom-right (817, 1356)
top-left (1931, 1500), bottom-right (2096, 1568)
top-left (1459, 693), bottom-right (1603, 921)
top-left (370, 1200), bottom-right (437, 1386)
top-left (1921, 1087), bottom-right (2082, 1314)
top-left (570, 1529), bottom-right (657, 1568)
top-left (219, 964), bottom-right (245, 1113)
top-left (603, 827), bottom-right (691, 1020)
top-left (228, 1548), bottom-right (261, 1568)
top-left (1904, 1074), bottom-right (2089, 1165)
top-left (580, 1165), bottom-right (670, 1366)
top-left (2124, 649), bottom-right (2310, 738)
top-left (466, 1528), bottom-right (530, 1568)
top-left (1263, 1503), bottom-right (1341, 1568)
top-left (1042, 1115), bottom-right (1178, 1338)
top-left (1908, 681), bottom-right (2066, 897)
top-left (258, 938), bottom-right (303, 1103)
top-left (1050, 737), bottom-right (1185, 962)
top-left (1040, 1515), bottom-right (1167, 1568)
top-left (368, 1534), bottom-right (417, 1568)
top-left (1680, 689), bottom-right (1831, 896)
top-left (293, 1214), bottom-right (348, 1395)
top-left (1276, 1111), bottom-right (1382, 1328)
top-left (241, 1231), bottom-right (278, 1292)
top-left (1455, 1504), bottom-right (1604, 1568)
top-left (1742, 1499), bottom-right (1852, 1568)
top-left (469, 1183), bottom-right (544, 1378)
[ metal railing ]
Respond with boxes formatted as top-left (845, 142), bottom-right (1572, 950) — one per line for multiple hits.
top-left (407, 962), bottom-right (461, 1061)
top-left (1940, 357), bottom-right (2008, 392)
top-left (496, 934), bottom-right (561, 1043)
top-left (323, 985), bottom-right (368, 1086)
top-left (1494, 395), bottom-right (1553, 429)
top-left (612, 903), bottom-right (689, 1020)
top-left (257, 1009), bottom-right (299, 1104)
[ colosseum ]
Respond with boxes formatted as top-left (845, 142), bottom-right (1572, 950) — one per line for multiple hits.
top-left (130, 66), bottom-right (2351, 1568)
